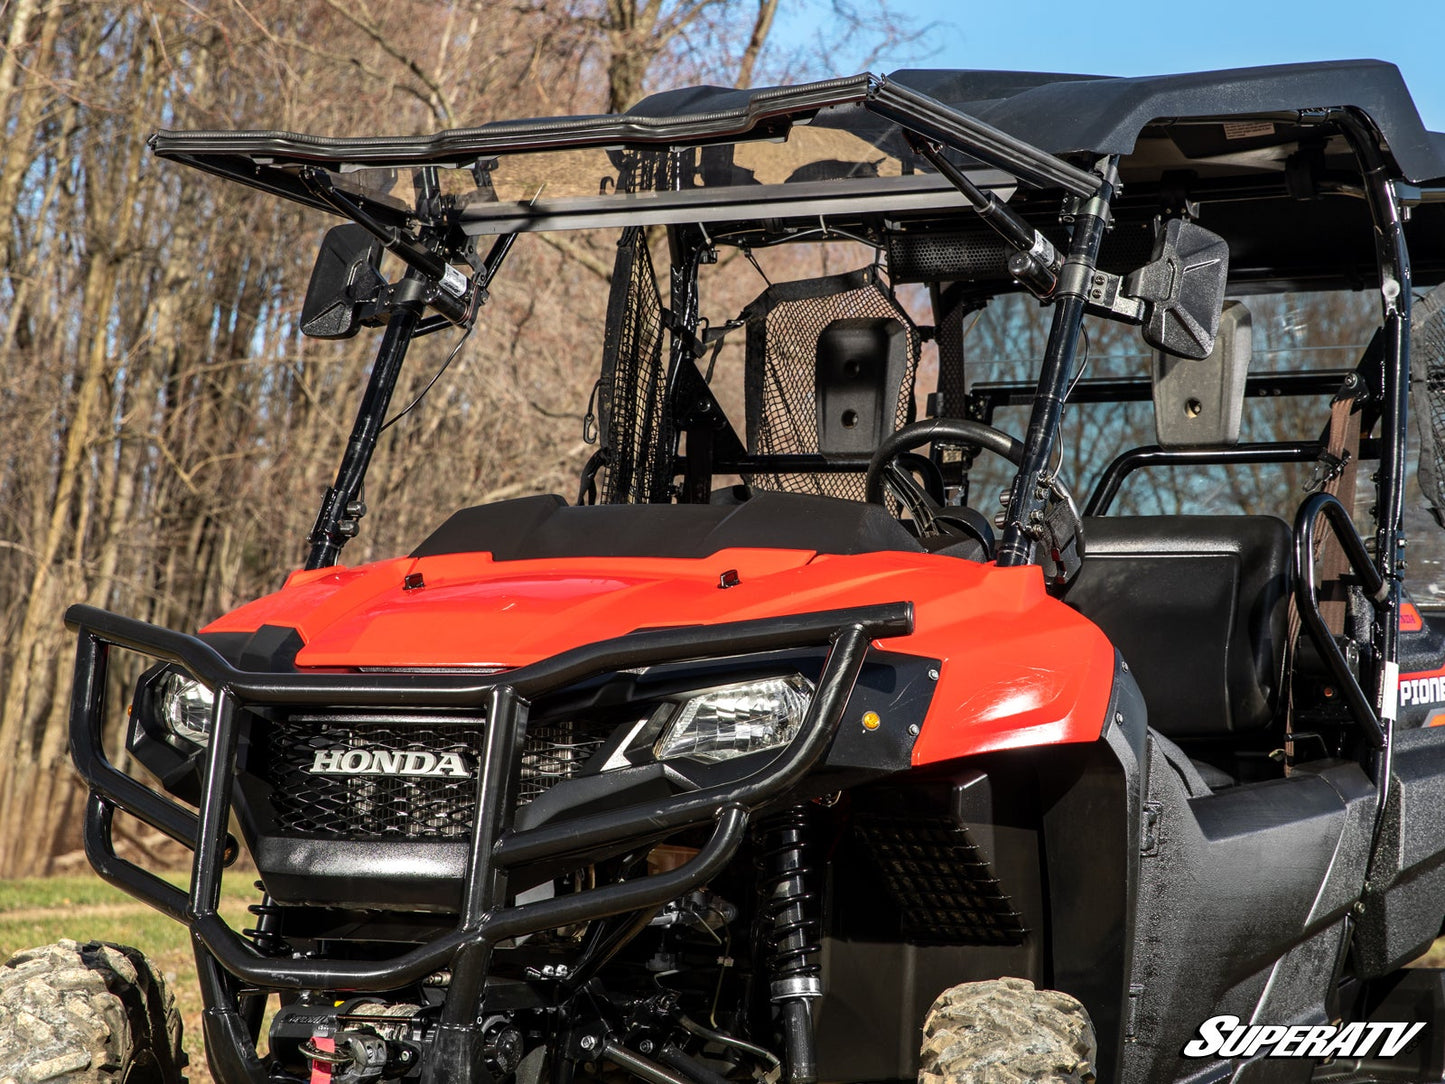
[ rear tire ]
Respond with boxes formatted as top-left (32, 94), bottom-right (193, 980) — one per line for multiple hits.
top-left (0, 938), bottom-right (186, 1083)
top-left (918, 976), bottom-right (1096, 1084)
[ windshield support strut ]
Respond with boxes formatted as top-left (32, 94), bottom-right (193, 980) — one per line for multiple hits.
top-left (305, 286), bottom-right (425, 570)
top-left (995, 158), bottom-right (1119, 572)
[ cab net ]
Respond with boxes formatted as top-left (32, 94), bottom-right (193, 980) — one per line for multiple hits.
top-left (1414, 284), bottom-right (1445, 527)
top-left (596, 227), bottom-right (672, 504)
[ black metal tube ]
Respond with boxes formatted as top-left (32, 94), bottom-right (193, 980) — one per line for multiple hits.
top-left (68, 601), bottom-right (899, 992)
top-left (68, 632), bottom-right (235, 856)
top-left (83, 796), bottom-right (190, 923)
top-left (1084, 441), bottom-right (1325, 517)
top-left (602, 1043), bottom-right (697, 1084)
top-left (188, 691), bottom-right (240, 921)
top-left (306, 301), bottom-right (422, 569)
top-left (867, 79), bottom-right (1101, 199)
top-left (997, 170), bottom-right (1116, 567)
top-left (1293, 493), bottom-right (1386, 748)
top-left (656, 1045), bottom-right (736, 1084)
top-left (188, 805), bottom-right (748, 991)
top-left (909, 136), bottom-right (1060, 296)
top-left (1329, 108), bottom-right (1411, 810)
top-left (193, 945), bottom-right (269, 1084)
top-left (969, 370), bottom-right (1355, 419)
top-left (442, 686), bottom-right (522, 1027)
top-left (721, 454), bottom-right (874, 475)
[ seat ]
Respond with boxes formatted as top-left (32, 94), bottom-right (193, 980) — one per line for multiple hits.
top-left (1064, 515), bottom-right (1292, 738)
top-left (741, 268), bottom-right (920, 501)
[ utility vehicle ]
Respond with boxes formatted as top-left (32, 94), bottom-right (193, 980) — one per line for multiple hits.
top-left (8, 60), bottom-right (1445, 1084)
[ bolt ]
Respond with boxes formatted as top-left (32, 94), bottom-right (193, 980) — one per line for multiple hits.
top-left (1115, 712), bottom-right (1124, 724)
top-left (639, 1040), bottom-right (655, 1054)
top-left (927, 667), bottom-right (940, 681)
top-left (580, 1036), bottom-right (598, 1051)
top-left (907, 723), bottom-right (920, 736)
top-left (1121, 661), bottom-right (1130, 673)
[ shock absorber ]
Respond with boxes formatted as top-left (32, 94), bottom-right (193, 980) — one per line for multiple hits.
top-left (757, 805), bottom-right (822, 1084)
top-left (244, 883), bottom-right (289, 955)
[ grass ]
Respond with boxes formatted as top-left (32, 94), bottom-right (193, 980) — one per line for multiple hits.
top-left (0, 873), bottom-right (260, 1083)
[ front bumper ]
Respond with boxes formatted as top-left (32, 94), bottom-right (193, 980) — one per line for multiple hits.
top-left (65, 599), bottom-right (911, 997)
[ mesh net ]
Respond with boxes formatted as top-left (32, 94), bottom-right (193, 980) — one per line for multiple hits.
top-left (597, 227), bottom-right (672, 504)
top-left (741, 267), bottom-right (919, 501)
top-left (1414, 284), bottom-right (1445, 527)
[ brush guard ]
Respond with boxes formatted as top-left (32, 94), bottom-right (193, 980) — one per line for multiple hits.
top-left (65, 600), bottom-right (910, 1082)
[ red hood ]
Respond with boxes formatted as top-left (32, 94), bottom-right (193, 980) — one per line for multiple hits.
top-left (202, 546), bottom-right (1116, 761)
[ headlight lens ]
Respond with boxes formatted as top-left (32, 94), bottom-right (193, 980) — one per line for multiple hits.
top-left (653, 675), bottom-right (813, 764)
top-left (154, 670), bottom-right (216, 747)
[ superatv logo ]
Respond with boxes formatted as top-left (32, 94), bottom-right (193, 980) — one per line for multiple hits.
top-left (308, 748), bottom-right (471, 779)
top-left (1184, 1015), bottom-right (1424, 1059)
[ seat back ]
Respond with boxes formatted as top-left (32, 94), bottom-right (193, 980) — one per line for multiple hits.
top-left (1065, 515), bottom-right (1292, 736)
top-left (742, 267), bottom-right (919, 501)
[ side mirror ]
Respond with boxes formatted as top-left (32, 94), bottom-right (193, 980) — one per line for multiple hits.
top-left (1126, 219), bottom-right (1230, 361)
top-left (1153, 300), bottom-right (1251, 448)
top-left (301, 224), bottom-right (385, 339)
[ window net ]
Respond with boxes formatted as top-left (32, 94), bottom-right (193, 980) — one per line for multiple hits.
top-left (597, 227), bottom-right (672, 504)
top-left (1413, 283), bottom-right (1445, 527)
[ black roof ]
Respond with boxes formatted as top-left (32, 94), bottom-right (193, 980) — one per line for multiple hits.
top-left (637, 59), bottom-right (1445, 185)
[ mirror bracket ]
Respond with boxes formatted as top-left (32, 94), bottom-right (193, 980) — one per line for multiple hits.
top-left (1080, 218), bottom-right (1230, 360)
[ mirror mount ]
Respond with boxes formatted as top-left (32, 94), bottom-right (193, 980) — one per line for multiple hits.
top-left (1081, 217), bottom-right (1231, 361)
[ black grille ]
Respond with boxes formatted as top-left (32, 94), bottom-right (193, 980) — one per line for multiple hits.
top-left (259, 716), bottom-right (606, 840)
top-left (261, 717), bottom-right (483, 840)
top-left (854, 815), bottom-right (1027, 946)
top-left (517, 721), bottom-right (610, 805)
top-left (888, 221), bottom-right (1156, 284)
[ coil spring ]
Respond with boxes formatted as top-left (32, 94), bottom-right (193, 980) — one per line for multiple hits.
top-left (756, 805), bottom-right (821, 995)
top-left (244, 882), bottom-right (290, 955)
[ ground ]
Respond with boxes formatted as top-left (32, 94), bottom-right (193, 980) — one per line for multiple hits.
top-left (3, 876), bottom-right (1443, 1082)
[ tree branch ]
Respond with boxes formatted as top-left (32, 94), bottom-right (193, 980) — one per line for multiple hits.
top-left (318, 0), bottom-right (458, 127)
top-left (734, 0), bottom-right (777, 89)
top-left (536, 232), bottom-right (614, 284)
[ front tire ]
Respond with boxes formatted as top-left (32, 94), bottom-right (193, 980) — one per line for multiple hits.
top-left (0, 939), bottom-right (186, 1083)
top-left (918, 976), bottom-right (1096, 1084)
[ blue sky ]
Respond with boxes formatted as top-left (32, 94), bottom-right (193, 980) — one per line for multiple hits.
top-left (776, 0), bottom-right (1445, 130)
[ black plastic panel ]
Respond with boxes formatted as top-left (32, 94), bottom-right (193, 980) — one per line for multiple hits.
top-left (412, 491), bottom-right (924, 561)
top-left (1122, 748), bottom-right (1374, 1084)
top-left (1065, 515), bottom-right (1292, 735)
top-left (1355, 726), bottom-right (1445, 975)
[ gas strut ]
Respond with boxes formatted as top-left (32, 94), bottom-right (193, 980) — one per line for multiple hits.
top-left (907, 134), bottom-right (1064, 297)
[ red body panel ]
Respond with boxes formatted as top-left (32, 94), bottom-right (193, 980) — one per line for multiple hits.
top-left (204, 548), bottom-right (1116, 763)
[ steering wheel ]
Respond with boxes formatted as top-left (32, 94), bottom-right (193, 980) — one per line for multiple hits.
top-left (865, 418), bottom-right (1084, 581)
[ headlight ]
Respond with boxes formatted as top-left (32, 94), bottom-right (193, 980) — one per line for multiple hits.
top-left (653, 675), bottom-right (813, 764)
top-left (154, 670), bottom-right (216, 747)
